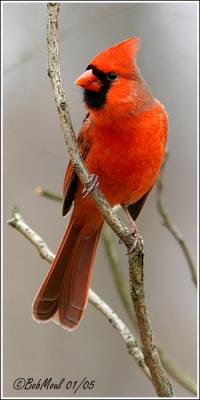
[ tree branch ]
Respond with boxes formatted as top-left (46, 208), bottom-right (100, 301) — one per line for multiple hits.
top-left (7, 208), bottom-right (151, 382)
top-left (128, 245), bottom-right (172, 396)
top-left (46, 3), bottom-right (173, 396)
top-left (35, 187), bottom-right (197, 395)
top-left (156, 152), bottom-right (197, 286)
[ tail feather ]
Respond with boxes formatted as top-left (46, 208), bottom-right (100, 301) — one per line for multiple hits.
top-left (33, 217), bottom-right (102, 330)
top-left (33, 219), bottom-right (79, 320)
top-left (58, 229), bottom-right (102, 329)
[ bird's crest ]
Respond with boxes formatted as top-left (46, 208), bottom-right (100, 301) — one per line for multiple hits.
top-left (89, 38), bottom-right (140, 74)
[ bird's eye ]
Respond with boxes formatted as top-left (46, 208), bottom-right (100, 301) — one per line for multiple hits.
top-left (107, 72), bottom-right (118, 81)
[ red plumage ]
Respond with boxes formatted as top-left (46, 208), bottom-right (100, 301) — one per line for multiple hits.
top-left (33, 38), bottom-right (167, 330)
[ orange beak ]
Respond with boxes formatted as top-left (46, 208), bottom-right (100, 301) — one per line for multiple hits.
top-left (75, 69), bottom-right (102, 92)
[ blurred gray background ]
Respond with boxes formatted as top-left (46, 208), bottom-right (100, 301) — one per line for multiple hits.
top-left (3, 2), bottom-right (197, 398)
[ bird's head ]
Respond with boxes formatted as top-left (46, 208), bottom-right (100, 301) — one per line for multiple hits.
top-left (75, 38), bottom-right (142, 118)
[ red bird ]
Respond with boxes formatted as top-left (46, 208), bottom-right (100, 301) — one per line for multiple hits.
top-left (33, 38), bottom-right (167, 330)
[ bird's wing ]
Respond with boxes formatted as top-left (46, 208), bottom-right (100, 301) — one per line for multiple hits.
top-left (62, 114), bottom-right (90, 216)
top-left (127, 189), bottom-right (151, 221)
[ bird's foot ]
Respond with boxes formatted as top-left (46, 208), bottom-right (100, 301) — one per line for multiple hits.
top-left (82, 174), bottom-right (99, 198)
top-left (127, 230), bottom-right (144, 254)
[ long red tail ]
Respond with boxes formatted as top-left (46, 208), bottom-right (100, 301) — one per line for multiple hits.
top-left (33, 216), bottom-right (102, 330)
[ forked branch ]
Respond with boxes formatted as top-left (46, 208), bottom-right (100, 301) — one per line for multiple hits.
top-left (8, 208), bottom-right (151, 382)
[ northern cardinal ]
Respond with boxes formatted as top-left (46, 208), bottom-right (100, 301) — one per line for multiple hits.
top-left (33, 38), bottom-right (167, 330)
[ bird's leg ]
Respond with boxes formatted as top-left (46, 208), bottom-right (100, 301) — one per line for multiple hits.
top-left (82, 174), bottom-right (99, 198)
top-left (122, 205), bottom-right (137, 233)
top-left (122, 205), bottom-right (144, 253)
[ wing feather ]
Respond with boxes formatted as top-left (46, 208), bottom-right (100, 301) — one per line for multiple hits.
top-left (62, 114), bottom-right (90, 216)
top-left (127, 189), bottom-right (151, 221)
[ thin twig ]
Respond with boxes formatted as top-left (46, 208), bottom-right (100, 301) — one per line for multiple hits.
top-left (35, 186), bottom-right (63, 202)
top-left (156, 152), bottom-right (197, 286)
top-left (8, 207), bottom-right (54, 263)
top-left (46, 3), bottom-right (173, 396)
top-left (7, 208), bottom-right (151, 382)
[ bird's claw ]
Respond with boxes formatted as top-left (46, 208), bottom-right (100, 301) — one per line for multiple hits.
top-left (127, 230), bottom-right (144, 254)
top-left (82, 174), bottom-right (99, 198)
